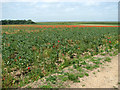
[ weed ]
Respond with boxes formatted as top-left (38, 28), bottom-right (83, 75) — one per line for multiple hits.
top-left (104, 57), bottom-right (111, 62)
top-left (85, 73), bottom-right (89, 76)
top-left (39, 85), bottom-right (52, 88)
top-left (46, 75), bottom-right (57, 84)
top-left (68, 73), bottom-right (79, 82)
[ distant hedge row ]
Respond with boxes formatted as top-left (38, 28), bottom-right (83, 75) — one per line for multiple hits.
top-left (0, 20), bottom-right (36, 25)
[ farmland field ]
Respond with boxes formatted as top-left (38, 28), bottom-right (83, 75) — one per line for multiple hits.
top-left (36, 21), bottom-right (118, 25)
top-left (1, 25), bottom-right (119, 88)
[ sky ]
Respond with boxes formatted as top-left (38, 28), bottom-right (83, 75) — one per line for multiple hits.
top-left (1, 0), bottom-right (119, 22)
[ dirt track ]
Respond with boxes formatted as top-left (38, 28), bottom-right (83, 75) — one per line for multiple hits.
top-left (70, 55), bottom-right (118, 88)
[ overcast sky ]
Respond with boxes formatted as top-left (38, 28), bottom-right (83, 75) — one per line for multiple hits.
top-left (1, 0), bottom-right (119, 22)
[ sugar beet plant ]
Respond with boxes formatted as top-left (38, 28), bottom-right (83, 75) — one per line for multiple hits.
top-left (2, 25), bottom-right (118, 88)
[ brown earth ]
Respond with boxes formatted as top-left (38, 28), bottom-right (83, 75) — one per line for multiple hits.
top-left (22, 54), bottom-right (119, 88)
top-left (70, 55), bottom-right (118, 88)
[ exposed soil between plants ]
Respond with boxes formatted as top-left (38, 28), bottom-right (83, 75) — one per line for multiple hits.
top-left (70, 55), bottom-right (118, 88)
top-left (22, 54), bottom-right (118, 88)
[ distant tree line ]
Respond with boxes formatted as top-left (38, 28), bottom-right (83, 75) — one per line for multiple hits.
top-left (0, 20), bottom-right (36, 25)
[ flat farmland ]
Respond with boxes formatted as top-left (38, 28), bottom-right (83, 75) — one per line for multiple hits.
top-left (1, 25), bottom-right (119, 88)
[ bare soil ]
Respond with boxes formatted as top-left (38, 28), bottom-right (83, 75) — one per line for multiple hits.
top-left (22, 54), bottom-right (118, 88)
top-left (70, 55), bottom-right (118, 88)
